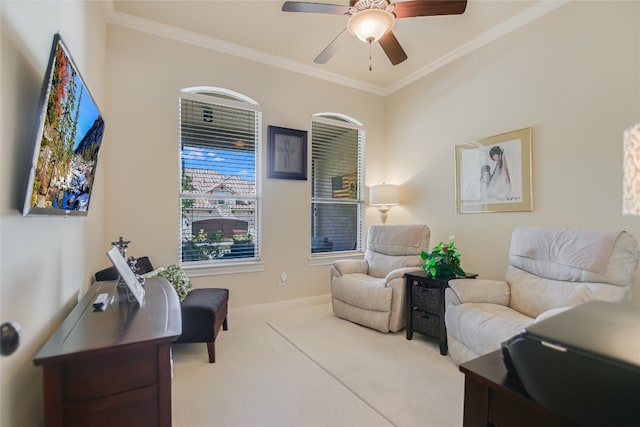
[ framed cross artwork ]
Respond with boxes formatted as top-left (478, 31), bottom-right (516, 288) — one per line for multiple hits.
top-left (267, 125), bottom-right (307, 180)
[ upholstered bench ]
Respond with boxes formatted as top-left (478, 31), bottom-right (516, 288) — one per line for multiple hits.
top-left (94, 257), bottom-right (229, 363)
top-left (174, 288), bottom-right (228, 363)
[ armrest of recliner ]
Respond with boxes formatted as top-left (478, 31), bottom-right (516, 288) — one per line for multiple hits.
top-left (331, 259), bottom-right (368, 278)
top-left (447, 279), bottom-right (511, 306)
top-left (384, 267), bottom-right (422, 284)
top-left (535, 306), bottom-right (573, 323)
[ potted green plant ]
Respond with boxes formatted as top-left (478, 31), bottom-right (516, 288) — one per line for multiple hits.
top-left (421, 237), bottom-right (466, 279)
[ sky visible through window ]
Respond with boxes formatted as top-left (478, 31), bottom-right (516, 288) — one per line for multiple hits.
top-left (182, 146), bottom-right (255, 181)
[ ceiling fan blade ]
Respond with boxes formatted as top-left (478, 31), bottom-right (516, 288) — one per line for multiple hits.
top-left (378, 31), bottom-right (408, 65)
top-left (314, 30), bottom-right (347, 64)
top-left (393, 0), bottom-right (467, 19)
top-left (282, 1), bottom-right (350, 15)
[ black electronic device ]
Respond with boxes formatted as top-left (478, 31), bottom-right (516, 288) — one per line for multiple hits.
top-left (501, 301), bottom-right (640, 427)
top-left (92, 293), bottom-right (110, 310)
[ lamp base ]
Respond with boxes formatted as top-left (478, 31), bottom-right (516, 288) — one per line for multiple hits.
top-left (378, 206), bottom-right (390, 224)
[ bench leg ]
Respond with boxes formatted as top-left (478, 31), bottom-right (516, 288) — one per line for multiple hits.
top-left (206, 342), bottom-right (215, 363)
top-left (207, 316), bottom-right (228, 363)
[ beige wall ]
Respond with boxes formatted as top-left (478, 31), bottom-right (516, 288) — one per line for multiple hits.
top-left (104, 26), bottom-right (386, 307)
top-left (0, 2), bottom-right (108, 426)
top-left (384, 1), bottom-right (640, 301)
top-left (1, 1), bottom-right (639, 425)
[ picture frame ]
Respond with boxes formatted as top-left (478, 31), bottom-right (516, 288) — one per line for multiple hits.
top-left (107, 247), bottom-right (145, 305)
top-left (455, 127), bottom-right (533, 213)
top-left (267, 125), bottom-right (307, 180)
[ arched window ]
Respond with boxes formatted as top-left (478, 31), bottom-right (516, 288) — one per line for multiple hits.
top-left (311, 113), bottom-right (365, 254)
top-left (179, 87), bottom-right (261, 265)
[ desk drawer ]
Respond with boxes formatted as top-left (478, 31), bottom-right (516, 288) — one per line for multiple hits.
top-left (412, 286), bottom-right (439, 313)
top-left (412, 309), bottom-right (439, 337)
top-left (63, 346), bottom-right (157, 402)
top-left (63, 385), bottom-right (158, 427)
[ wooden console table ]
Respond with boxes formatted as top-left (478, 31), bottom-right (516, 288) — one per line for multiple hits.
top-left (33, 277), bottom-right (181, 427)
top-left (459, 350), bottom-right (576, 427)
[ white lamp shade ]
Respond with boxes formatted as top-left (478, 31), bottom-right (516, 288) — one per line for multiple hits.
top-left (346, 9), bottom-right (395, 43)
top-left (623, 123), bottom-right (640, 215)
top-left (370, 184), bottom-right (399, 206)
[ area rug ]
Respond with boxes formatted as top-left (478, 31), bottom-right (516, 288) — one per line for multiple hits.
top-left (268, 305), bottom-right (464, 427)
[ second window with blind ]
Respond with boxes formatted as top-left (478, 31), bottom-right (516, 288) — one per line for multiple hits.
top-left (311, 114), bottom-right (365, 255)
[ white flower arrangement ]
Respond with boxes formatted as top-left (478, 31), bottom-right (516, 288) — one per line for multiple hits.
top-left (144, 264), bottom-right (192, 302)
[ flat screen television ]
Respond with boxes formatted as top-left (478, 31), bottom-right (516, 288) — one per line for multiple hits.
top-left (22, 33), bottom-right (105, 216)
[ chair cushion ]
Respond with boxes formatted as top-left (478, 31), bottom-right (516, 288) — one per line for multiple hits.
top-left (509, 226), bottom-right (620, 273)
top-left (507, 228), bottom-right (638, 318)
top-left (445, 302), bottom-right (534, 357)
top-left (365, 251), bottom-right (423, 278)
top-left (332, 298), bottom-right (390, 333)
top-left (363, 224), bottom-right (429, 277)
top-left (331, 274), bottom-right (391, 311)
top-left (175, 288), bottom-right (228, 343)
top-left (367, 224), bottom-right (430, 255)
top-left (507, 266), bottom-right (630, 318)
top-left (509, 229), bottom-right (638, 288)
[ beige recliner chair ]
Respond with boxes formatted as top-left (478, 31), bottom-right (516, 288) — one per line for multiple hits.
top-left (445, 226), bottom-right (639, 365)
top-left (331, 224), bottom-right (430, 333)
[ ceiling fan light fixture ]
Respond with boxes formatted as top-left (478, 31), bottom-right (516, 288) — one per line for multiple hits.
top-left (346, 9), bottom-right (395, 43)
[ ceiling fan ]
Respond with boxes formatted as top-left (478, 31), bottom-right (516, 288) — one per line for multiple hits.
top-left (282, 0), bottom-right (468, 68)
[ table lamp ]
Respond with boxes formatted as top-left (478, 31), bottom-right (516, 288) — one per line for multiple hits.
top-left (370, 184), bottom-right (399, 223)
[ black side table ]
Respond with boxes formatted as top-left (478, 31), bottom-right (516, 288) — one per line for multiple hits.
top-left (405, 270), bottom-right (477, 355)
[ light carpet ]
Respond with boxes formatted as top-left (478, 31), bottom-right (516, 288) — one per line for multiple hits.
top-left (267, 305), bottom-right (464, 427)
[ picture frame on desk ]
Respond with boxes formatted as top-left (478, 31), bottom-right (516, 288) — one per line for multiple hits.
top-left (107, 246), bottom-right (145, 305)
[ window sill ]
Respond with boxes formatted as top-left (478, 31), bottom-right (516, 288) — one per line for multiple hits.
top-left (308, 252), bottom-right (364, 267)
top-left (181, 261), bottom-right (265, 277)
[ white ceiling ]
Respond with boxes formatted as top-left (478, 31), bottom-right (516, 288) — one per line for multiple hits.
top-left (109, 0), bottom-right (568, 95)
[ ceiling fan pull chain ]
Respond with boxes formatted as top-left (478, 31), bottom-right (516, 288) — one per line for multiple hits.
top-left (368, 39), bottom-right (373, 71)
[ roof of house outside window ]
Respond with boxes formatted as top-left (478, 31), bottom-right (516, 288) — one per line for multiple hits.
top-left (183, 168), bottom-right (255, 210)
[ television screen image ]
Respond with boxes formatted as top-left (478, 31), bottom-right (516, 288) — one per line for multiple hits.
top-left (22, 33), bottom-right (105, 216)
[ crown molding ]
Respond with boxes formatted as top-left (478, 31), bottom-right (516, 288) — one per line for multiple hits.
top-left (382, 0), bottom-right (570, 96)
top-left (105, 4), bottom-right (387, 96)
top-left (106, 0), bottom-right (569, 97)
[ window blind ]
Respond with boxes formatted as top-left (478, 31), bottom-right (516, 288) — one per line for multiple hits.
top-left (179, 90), bottom-right (261, 264)
top-left (311, 116), bottom-right (365, 254)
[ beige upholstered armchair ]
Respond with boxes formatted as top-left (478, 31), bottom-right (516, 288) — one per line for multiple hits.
top-left (331, 224), bottom-right (430, 333)
top-left (445, 226), bottom-right (639, 365)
